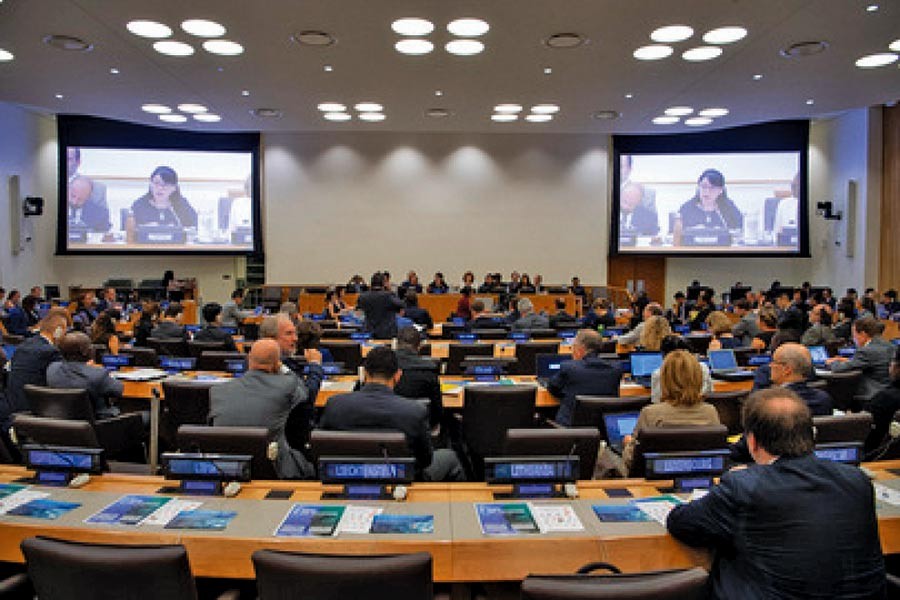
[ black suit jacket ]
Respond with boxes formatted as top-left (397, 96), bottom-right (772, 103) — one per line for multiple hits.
top-left (668, 454), bottom-right (885, 599)
top-left (0, 335), bottom-right (62, 429)
top-left (394, 349), bottom-right (442, 428)
top-left (192, 325), bottom-right (237, 351)
top-left (547, 354), bottom-right (622, 426)
top-left (403, 307), bottom-right (433, 330)
top-left (864, 381), bottom-right (900, 453)
top-left (357, 290), bottom-right (404, 339)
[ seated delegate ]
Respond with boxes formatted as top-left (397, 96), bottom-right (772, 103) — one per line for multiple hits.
top-left (130, 166), bottom-right (198, 228)
top-left (678, 168), bottom-right (743, 232)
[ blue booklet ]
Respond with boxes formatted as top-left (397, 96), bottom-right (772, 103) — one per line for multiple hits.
top-left (592, 504), bottom-right (652, 523)
top-left (370, 514), bottom-right (434, 534)
top-left (165, 509), bottom-right (237, 530)
top-left (0, 483), bottom-right (26, 500)
top-left (8, 499), bottom-right (81, 520)
top-left (475, 503), bottom-right (540, 535)
top-left (86, 495), bottom-right (171, 526)
top-left (274, 504), bottom-right (345, 537)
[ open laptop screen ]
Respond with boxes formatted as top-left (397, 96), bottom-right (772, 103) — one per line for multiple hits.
top-left (708, 349), bottom-right (738, 371)
top-left (604, 412), bottom-right (640, 451)
top-left (808, 346), bottom-right (828, 366)
top-left (536, 354), bottom-right (569, 380)
top-left (630, 352), bottom-right (663, 377)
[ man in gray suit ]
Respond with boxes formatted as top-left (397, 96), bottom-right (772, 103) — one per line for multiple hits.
top-left (828, 316), bottom-right (895, 401)
top-left (46, 332), bottom-right (123, 420)
top-left (731, 299), bottom-right (759, 346)
top-left (511, 298), bottom-right (549, 331)
top-left (208, 339), bottom-right (315, 479)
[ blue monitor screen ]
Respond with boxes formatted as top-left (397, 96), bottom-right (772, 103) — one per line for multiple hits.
top-left (508, 332), bottom-right (530, 341)
top-left (814, 445), bottom-right (861, 465)
top-left (708, 349), bottom-right (737, 370)
top-left (184, 324), bottom-right (201, 333)
top-left (488, 459), bottom-right (576, 482)
top-left (350, 332), bottom-right (372, 341)
top-left (167, 457), bottom-right (247, 479)
top-left (160, 357), bottom-right (197, 371)
top-left (808, 346), bottom-right (828, 365)
top-left (674, 324), bottom-right (691, 335)
top-left (220, 326), bottom-right (238, 335)
top-left (748, 355), bottom-right (772, 366)
top-left (224, 359), bottom-right (247, 374)
top-left (452, 317), bottom-right (465, 326)
top-left (893, 338), bottom-right (900, 346)
top-left (322, 462), bottom-right (411, 482)
top-left (455, 333), bottom-right (477, 343)
top-left (603, 412), bottom-right (640, 448)
top-left (645, 451), bottom-right (728, 477)
top-left (838, 347), bottom-right (856, 358)
top-left (27, 449), bottom-right (94, 469)
top-left (630, 352), bottom-right (663, 377)
top-left (101, 354), bottom-right (132, 369)
top-left (605, 327), bottom-right (625, 337)
top-left (3, 345), bottom-right (17, 361)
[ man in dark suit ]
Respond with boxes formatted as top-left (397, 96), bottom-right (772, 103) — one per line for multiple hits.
top-left (401, 291), bottom-right (433, 330)
top-left (771, 343), bottom-right (832, 415)
top-left (192, 302), bottom-right (237, 351)
top-left (548, 298), bottom-right (576, 329)
top-left (547, 329), bottom-right (622, 426)
top-left (394, 327), bottom-right (442, 430)
top-left (150, 302), bottom-right (187, 340)
top-left (208, 339), bottom-right (314, 479)
top-left (46, 332), bottom-right (124, 420)
top-left (357, 272), bottom-right (404, 339)
top-left (863, 345), bottom-right (900, 454)
top-left (68, 176), bottom-right (111, 232)
top-left (668, 388), bottom-right (885, 599)
top-left (318, 347), bottom-right (464, 481)
top-left (828, 316), bottom-right (895, 401)
top-left (467, 300), bottom-right (501, 330)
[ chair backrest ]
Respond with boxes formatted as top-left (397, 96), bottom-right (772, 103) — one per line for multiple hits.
top-left (321, 328), bottom-right (353, 339)
top-left (703, 391), bottom-right (748, 435)
top-left (821, 370), bottom-right (864, 412)
top-left (513, 342), bottom-right (561, 376)
top-left (120, 346), bottom-right (159, 367)
top-left (521, 566), bottom-right (709, 600)
top-left (197, 351), bottom-right (246, 372)
top-left (528, 328), bottom-right (559, 340)
top-left (309, 430), bottom-right (411, 464)
top-left (503, 428), bottom-right (600, 480)
top-left (13, 414), bottom-right (101, 449)
top-left (731, 347), bottom-right (757, 367)
top-left (252, 550), bottom-right (433, 600)
top-left (187, 340), bottom-right (227, 358)
top-left (447, 343), bottom-right (493, 375)
top-left (572, 396), bottom-right (651, 439)
top-left (147, 337), bottom-right (190, 358)
top-left (683, 335), bottom-right (712, 355)
top-left (319, 342), bottom-right (363, 372)
top-left (21, 536), bottom-right (198, 600)
top-left (160, 381), bottom-right (215, 448)
top-left (629, 424), bottom-right (729, 478)
top-left (813, 413), bottom-right (874, 444)
top-left (177, 424), bottom-right (278, 480)
top-left (462, 385), bottom-right (537, 478)
top-left (24, 385), bottom-right (95, 423)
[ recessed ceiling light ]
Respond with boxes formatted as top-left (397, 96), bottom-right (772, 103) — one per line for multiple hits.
top-left (109, 67), bottom-right (120, 74)
top-left (426, 108), bottom-right (452, 118)
top-left (447, 18), bottom-right (490, 37)
top-left (251, 108), bottom-right (283, 118)
top-left (153, 40), bottom-right (194, 57)
top-left (241, 90), bottom-right (250, 96)
top-left (866, 4), bottom-right (879, 12)
top-left (395, 39), bottom-right (433, 55)
top-left (193, 113), bottom-right (221, 122)
top-left (159, 114), bottom-right (187, 123)
top-left (664, 106), bottom-right (694, 116)
top-left (391, 18), bottom-right (434, 37)
top-left (141, 104), bottom-right (172, 114)
top-left (494, 104), bottom-right (523, 113)
top-left (543, 67), bottom-right (552, 74)
top-left (698, 107), bottom-right (730, 117)
top-left (491, 114), bottom-right (518, 122)
top-left (753, 73), bottom-right (763, 80)
top-left (203, 40), bottom-right (243, 55)
top-left (544, 33), bottom-right (585, 49)
top-left (806, 99), bottom-right (815, 105)
top-left (525, 114), bottom-right (553, 122)
top-left (355, 102), bottom-right (383, 112)
top-left (592, 110), bottom-right (620, 120)
top-left (781, 41), bottom-right (828, 58)
top-left (890, 40), bottom-right (900, 52)
top-left (702, 26), bottom-right (748, 45)
top-left (323, 65), bottom-right (333, 72)
top-left (682, 46), bottom-right (723, 61)
top-left (43, 34), bottom-right (93, 52)
top-left (177, 103), bottom-right (208, 113)
top-left (0, 49), bottom-right (13, 61)
top-left (531, 104), bottom-right (559, 114)
top-left (625, 93), bottom-right (634, 99)
top-left (323, 112), bottom-right (351, 122)
top-left (435, 90), bottom-right (443, 96)
top-left (54, 93), bottom-right (64, 99)
top-left (633, 45), bottom-right (673, 60)
top-left (446, 39), bottom-right (484, 56)
top-left (358, 112), bottom-right (386, 122)
top-left (291, 31), bottom-right (336, 46)
top-left (855, 53), bottom-right (898, 68)
top-left (318, 102), bottom-right (346, 112)
top-left (685, 117), bottom-right (713, 126)
top-left (650, 25), bottom-right (694, 43)
top-left (181, 19), bottom-right (226, 38)
top-left (652, 116), bottom-right (679, 125)
top-left (126, 20), bottom-right (172, 39)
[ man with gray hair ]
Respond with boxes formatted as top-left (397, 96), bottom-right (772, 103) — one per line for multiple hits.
top-left (512, 297), bottom-right (549, 331)
top-left (616, 302), bottom-right (664, 346)
top-left (547, 329), bottom-right (622, 426)
top-left (770, 342), bottom-right (832, 415)
top-left (47, 331), bottom-right (124, 420)
top-left (279, 301), bottom-right (301, 326)
top-left (259, 314), bottom-right (323, 402)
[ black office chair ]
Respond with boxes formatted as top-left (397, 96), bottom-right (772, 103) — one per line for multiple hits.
top-left (147, 337), bottom-right (190, 358)
top-left (503, 428), bottom-right (600, 480)
top-left (187, 340), bottom-right (227, 359)
top-left (513, 342), bottom-right (560, 375)
top-left (319, 342), bottom-right (363, 372)
top-left (628, 424), bottom-right (729, 478)
top-left (571, 396), bottom-right (651, 441)
top-left (13, 414), bottom-right (102, 453)
top-left (160, 381), bottom-right (215, 450)
top-left (447, 343), bottom-right (493, 375)
top-left (731, 347), bottom-right (757, 367)
top-left (197, 351), bottom-right (246, 372)
top-left (120, 346), bottom-right (159, 367)
top-left (309, 430), bottom-right (411, 464)
top-left (177, 424), bottom-right (278, 480)
top-left (462, 385), bottom-right (537, 480)
top-left (704, 391), bottom-right (748, 435)
top-left (528, 328), bottom-right (558, 340)
top-left (684, 335), bottom-right (712, 356)
top-left (470, 328), bottom-right (509, 340)
top-left (252, 550), bottom-right (433, 600)
top-left (521, 563), bottom-right (709, 600)
top-left (813, 413), bottom-right (873, 444)
top-left (818, 370), bottom-right (864, 412)
top-left (261, 287), bottom-right (282, 312)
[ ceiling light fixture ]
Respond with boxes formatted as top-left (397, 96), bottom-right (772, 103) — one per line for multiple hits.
top-left (543, 67), bottom-right (552, 74)
top-left (494, 104), bottom-right (523, 113)
top-left (682, 46), bottom-right (723, 61)
top-left (355, 102), bottom-right (383, 112)
top-left (291, 31), bottom-right (335, 46)
top-left (866, 4), bottom-right (879, 12)
top-left (806, 99), bottom-right (815, 105)
top-left (126, 20), bottom-right (172, 39)
top-left (491, 114), bottom-right (518, 122)
top-left (447, 18), bottom-right (490, 37)
top-left (317, 102), bottom-right (346, 112)
top-left (250, 108), bottom-right (283, 118)
top-left (181, 19), bottom-right (226, 38)
top-left (525, 114), bottom-right (552, 122)
top-left (664, 106), bottom-right (694, 116)
top-left (141, 104), bottom-right (172, 114)
top-left (323, 112), bottom-right (351, 121)
top-left (159, 114), bottom-right (187, 123)
top-left (650, 25), bottom-right (694, 43)
top-left (323, 65), bottom-right (333, 72)
top-left (702, 26), bottom-right (748, 44)
top-left (391, 18), bottom-right (434, 36)
top-left (592, 110), bottom-right (620, 120)
top-left (445, 39), bottom-right (484, 55)
top-left (395, 39), bottom-right (433, 55)
top-left (435, 90), bottom-right (443, 96)
top-left (890, 40), bottom-right (900, 52)
top-left (625, 93), bottom-right (634, 99)
top-left (753, 73), bottom-right (763, 80)
top-left (544, 33), bottom-right (586, 49)
top-left (193, 113), bottom-right (221, 122)
top-left (426, 108), bottom-right (452, 118)
top-left (241, 90), bottom-right (250, 96)
top-left (633, 45), bottom-right (673, 60)
top-left (358, 112), bottom-right (386, 122)
top-left (685, 117), bottom-right (712, 126)
top-left (153, 40), bottom-right (195, 57)
top-left (698, 107), bottom-right (729, 117)
top-left (781, 41), bottom-right (828, 58)
top-left (109, 67), bottom-right (120, 74)
top-left (43, 34), bottom-right (93, 52)
top-left (203, 40), bottom-right (243, 55)
top-left (531, 104), bottom-right (560, 114)
top-left (0, 49), bottom-right (13, 61)
top-left (54, 93), bottom-right (64, 99)
top-left (177, 103), bottom-right (208, 113)
top-left (855, 53), bottom-right (898, 68)
top-left (652, 116), bottom-right (679, 125)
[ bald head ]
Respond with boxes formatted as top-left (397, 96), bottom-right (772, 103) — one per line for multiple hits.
top-left (772, 342), bottom-right (812, 383)
top-left (249, 339), bottom-right (281, 373)
top-left (742, 388), bottom-right (814, 461)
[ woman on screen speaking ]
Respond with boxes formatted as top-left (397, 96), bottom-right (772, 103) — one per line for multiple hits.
top-left (678, 168), bottom-right (743, 230)
top-left (130, 166), bottom-right (198, 228)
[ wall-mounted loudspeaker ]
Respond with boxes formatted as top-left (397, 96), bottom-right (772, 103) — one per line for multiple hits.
top-left (8, 174), bottom-right (21, 256)
top-left (845, 179), bottom-right (857, 259)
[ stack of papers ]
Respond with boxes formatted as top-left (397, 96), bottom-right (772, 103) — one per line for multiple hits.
top-left (111, 368), bottom-right (167, 381)
top-left (274, 504), bottom-right (388, 537)
top-left (84, 495), bottom-right (237, 531)
top-left (475, 503), bottom-right (584, 535)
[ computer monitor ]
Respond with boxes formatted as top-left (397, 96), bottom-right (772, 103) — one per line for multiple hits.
top-left (629, 352), bottom-right (663, 378)
top-left (463, 362), bottom-right (505, 381)
top-left (508, 331), bottom-right (531, 342)
top-left (536, 353), bottom-right (570, 380)
top-left (101, 354), bottom-right (132, 371)
top-left (224, 359), bottom-right (247, 377)
top-left (318, 457), bottom-right (415, 499)
top-left (23, 444), bottom-right (105, 485)
top-left (603, 412), bottom-right (640, 454)
top-left (814, 442), bottom-right (863, 466)
top-left (708, 349), bottom-right (738, 371)
top-left (484, 456), bottom-right (579, 498)
top-left (604, 327), bottom-right (626, 338)
top-left (349, 332), bottom-right (372, 342)
top-left (644, 449), bottom-right (730, 492)
top-left (838, 347), bottom-right (857, 358)
top-left (454, 332), bottom-right (478, 344)
top-left (673, 324), bottom-right (691, 335)
top-left (162, 452), bottom-right (252, 495)
top-left (220, 326), bottom-right (239, 336)
top-left (184, 324), bottom-right (201, 334)
top-left (159, 357), bottom-right (197, 373)
top-left (808, 346), bottom-right (828, 366)
top-left (748, 354), bottom-right (772, 367)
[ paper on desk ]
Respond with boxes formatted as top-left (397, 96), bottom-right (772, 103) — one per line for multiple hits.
top-left (0, 490), bottom-right (50, 514)
top-left (688, 489), bottom-right (709, 502)
top-left (336, 505), bottom-right (383, 534)
top-left (143, 499), bottom-right (204, 526)
top-left (633, 496), bottom-right (682, 526)
top-left (873, 482), bottom-right (900, 506)
top-left (531, 504), bottom-right (584, 532)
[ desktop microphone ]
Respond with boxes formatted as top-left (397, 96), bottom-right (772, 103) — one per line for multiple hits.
top-left (564, 442), bottom-right (579, 499)
top-left (381, 444), bottom-right (407, 502)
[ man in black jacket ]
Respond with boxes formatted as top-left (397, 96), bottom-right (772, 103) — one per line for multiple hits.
top-left (401, 291), bottom-right (433, 330)
top-left (863, 345), bottom-right (900, 455)
top-left (192, 302), bottom-right (237, 351)
top-left (393, 327), bottom-right (442, 429)
top-left (150, 302), bottom-right (187, 340)
top-left (547, 329), bottom-right (621, 426)
top-left (357, 272), bottom-right (404, 339)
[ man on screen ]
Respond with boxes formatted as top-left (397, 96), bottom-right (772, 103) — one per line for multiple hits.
top-left (68, 176), bottom-right (111, 232)
top-left (619, 182), bottom-right (659, 236)
top-left (66, 147), bottom-right (107, 210)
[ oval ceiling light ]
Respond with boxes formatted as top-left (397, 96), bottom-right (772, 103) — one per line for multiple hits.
top-left (177, 103), bottom-right (208, 113)
top-left (664, 106), bottom-right (694, 116)
top-left (141, 104), bottom-right (172, 114)
top-left (592, 110), bottom-right (620, 120)
top-left (491, 114), bottom-right (518, 122)
top-left (890, 40), bottom-right (900, 52)
top-left (682, 46), bottom-right (723, 61)
top-left (391, 18), bottom-right (434, 36)
top-left (323, 112), bottom-right (352, 121)
top-left (544, 33), bottom-right (586, 49)
top-left (685, 117), bottom-right (713, 126)
top-left (650, 25), bottom-right (694, 43)
top-left (652, 116), bottom-right (679, 125)
top-left (358, 112), bottom-right (386, 122)
top-left (193, 113), bottom-right (221, 122)
top-left (446, 39), bottom-right (484, 56)
top-left (395, 39), bottom-right (433, 55)
top-left (203, 40), bottom-right (243, 55)
top-left (531, 104), bottom-right (560, 114)
top-left (153, 40), bottom-right (195, 57)
top-left (291, 30), bottom-right (335, 46)
top-left (317, 102), bottom-right (346, 112)
top-left (181, 19), bottom-right (226, 38)
top-left (0, 48), bottom-right (13, 61)
top-left (525, 114), bottom-right (553, 122)
top-left (702, 26), bottom-right (747, 44)
top-left (855, 53), bottom-right (898, 68)
top-left (447, 18), bottom-right (490, 37)
top-left (250, 108), bottom-right (283, 118)
top-left (159, 114), bottom-right (187, 123)
top-left (633, 45), bottom-right (673, 60)
top-left (494, 104), bottom-right (523, 113)
top-left (354, 102), bottom-right (383, 112)
top-left (43, 35), bottom-right (93, 52)
top-left (127, 20), bottom-right (172, 39)
top-left (698, 107), bottom-right (730, 117)
top-left (426, 108), bottom-right (452, 118)
top-left (781, 41), bottom-right (828, 58)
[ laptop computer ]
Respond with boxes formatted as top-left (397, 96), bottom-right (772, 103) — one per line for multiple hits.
top-left (536, 353), bottom-right (570, 387)
top-left (629, 351), bottom-right (663, 387)
top-left (708, 349), bottom-right (754, 381)
top-left (808, 346), bottom-right (829, 368)
top-left (603, 411), bottom-right (640, 454)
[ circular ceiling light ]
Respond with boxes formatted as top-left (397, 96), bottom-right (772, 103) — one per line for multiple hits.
top-left (890, 40), bottom-right (900, 52)
top-left (159, 114), bottom-right (187, 123)
top-left (181, 19), bottom-right (226, 38)
top-left (664, 106), bottom-right (694, 116)
top-left (193, 113), bottom-right (221, 122)
top-left (54, 93), bottom-right (64, 99)
top-left (317, 102), bottom-right (346, 112)
top-left (780, 41), bottom-right (828, 58)
top-left (544, 33), bottom-right (586, 49)
top-left (685, 117), bottom-right (713, 126)
top-left (525, 114), bottom-right (553, 122)
top-left (531, 104), bottom-right (560, 114)
top-left (426, 108), bottom-right (452, 118)
top-left (43, 34), bottom-right (93, 52)
top-left (0, 49), bottom-right (13, 61)
top-left (806, 99), bottom-right (815, 105)
top-left (391, 18), bottom-right (434, 36)
top-left (446, 39), bottom-right (484, 56)
top-left (633, 45), bottom-right (673, 60)
top-left (126, 20), bottom-right (172, 39)
top-left (354, 102), bottom-right (383, 112)
top-left (291, 31), bottom-right (335, 46)
top-left (395, 39), bottom-right (433, 55)
top-left (358, 112), bottom-right (386, 122)
top-left (592, 110), bottom-right (620, 120)
top-left (753, 73), bottom-right (763, 80)
top-left (650, 25), bottom-right (694, 43)
top-left (250, 108), bottom-right (283, 118)
top-left (203, 40), bottom-right (243, 55)
top-left (323, 112), bottom-right (351, 121)
top-left (652, 116), bottom-right (679, 125)
top-left (177, 103), bottom-right (208, 113)
top-left (491, 114), bottom-right (518, 122)
top-left (855, 53), bottom-right (898, 68)
top-left (682, 46), bottom-right (723, 61)
top-left (447, 18), bottom-right (490, 37)
top-left (494, 104), bottom-right (523, 113)
top-left (141, 104), bottom-right (172, 114)
top-left (702, 26), bottom-right (747, 44)
top-left (698, 107), bottom-right (729, 117)
top-left (153, 41), bottom-right (195, 57)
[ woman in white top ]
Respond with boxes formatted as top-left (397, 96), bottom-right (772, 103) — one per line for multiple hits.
top-left (650, 335), bottom-right (713, 403)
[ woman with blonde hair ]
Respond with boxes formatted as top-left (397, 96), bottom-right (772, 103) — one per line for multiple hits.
top-left (639, 315), bottom-right (672, 351)
top-left (706, 310), bottom-right (739, 350)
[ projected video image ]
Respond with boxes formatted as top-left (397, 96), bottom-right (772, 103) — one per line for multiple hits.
top-left (616, 152), bottom-right (802, 254)
top-left (65, 147), bottom-right (255, 252)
